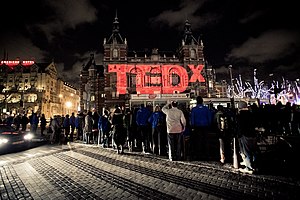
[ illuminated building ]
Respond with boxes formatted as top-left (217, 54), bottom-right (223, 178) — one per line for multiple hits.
top-left (0, 59), bottom-right (80, 119)
top-left (80, 15), bottom-right (225, 113)
top-left (79, 54), bottom-right (105, 113)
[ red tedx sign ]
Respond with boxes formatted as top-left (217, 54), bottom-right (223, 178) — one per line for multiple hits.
top-left (108, 64), bottom-right (205, 94)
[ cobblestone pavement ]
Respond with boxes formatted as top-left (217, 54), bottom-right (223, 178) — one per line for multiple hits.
top-left (1, 143), bottom-right (300, 200)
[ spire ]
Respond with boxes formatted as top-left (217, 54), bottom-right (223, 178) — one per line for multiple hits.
top-left (112, 10), bottom-right (119, 34)
top-left (182, 19), bottom-right (198, 45)
top-left (106, 10), bottom-right (124, 44)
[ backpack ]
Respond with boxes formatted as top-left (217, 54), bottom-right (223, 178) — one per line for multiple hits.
top-left (101, 116), bottom-right (111, 133)
top-left (157, 114), bottom-right (164, 127)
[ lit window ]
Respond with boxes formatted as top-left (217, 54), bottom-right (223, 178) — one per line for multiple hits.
top-left (190, 49), bottom-right (196, 59)
top-left (170, 72), bottom-right (179, 86)
top-left (113, 49), bottom-right (118, 58)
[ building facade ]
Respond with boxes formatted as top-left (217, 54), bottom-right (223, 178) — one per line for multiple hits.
top-left (79, 54), bottom-right (105, 113)
top-left (80, 15), bottom-right (227, 114)
top-left (0, 60), bottom-right (80, 119)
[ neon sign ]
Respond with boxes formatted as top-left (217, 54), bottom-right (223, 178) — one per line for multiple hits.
top-left (1, 60), bottom-right (20, 66)
top-left (108, 64), bottom-right (205, 94)
top-left (0, 60), bottom-right (34, 67)
top-left (22, 61), bottom-right (35, 66)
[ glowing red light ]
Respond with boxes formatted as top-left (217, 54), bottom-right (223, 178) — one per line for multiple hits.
top-left (108, 64), bottom-right (205, 94)
top-left (0, 60), bottom-right (20, 66)
top-left (0, 60), bottom-right (34, 67)
top-left (21, 61), bottom-right (34, 66)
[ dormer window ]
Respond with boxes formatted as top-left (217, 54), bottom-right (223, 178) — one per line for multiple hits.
top-left (113, 49), bottom-right (118, 58)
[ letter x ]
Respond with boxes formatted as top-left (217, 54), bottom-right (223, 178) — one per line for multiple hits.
top-left (188, 65), bottom-right (205, 82)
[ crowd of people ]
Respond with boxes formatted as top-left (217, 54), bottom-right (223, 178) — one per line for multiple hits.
top-left (0, 112), bottom-right (47, 135)
top-left (1, 96), bottom-right (299, 174)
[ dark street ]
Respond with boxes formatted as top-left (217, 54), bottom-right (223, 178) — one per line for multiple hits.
top-left (1, 141), bottom-right (300, 200)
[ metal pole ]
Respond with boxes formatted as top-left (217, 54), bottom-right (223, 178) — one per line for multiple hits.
top-left (229, 65), bottom-right (239, 169)
top-left (228, 65), bottom-right (234, 104)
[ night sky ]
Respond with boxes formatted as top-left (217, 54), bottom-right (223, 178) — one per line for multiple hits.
top-left (0, 0), bottom-right (299, 87)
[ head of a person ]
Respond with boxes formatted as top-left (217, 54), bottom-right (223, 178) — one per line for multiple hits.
top-left (196, 96), bottom-right (203, 105)
top-left (114, 107), bottom-right (121, 113)
top-left (171, 101), bottom-right (178, 108)
top-left (140, 104), bottom-right (145, 108)
top-left (238, 101), bottom-right (248, 110)
top-left (104, 110), bottom-right (109, 116)
top-left (154, 105), bottom-right (161, 112)
top-left (217, 105), bottom-right (224, 111)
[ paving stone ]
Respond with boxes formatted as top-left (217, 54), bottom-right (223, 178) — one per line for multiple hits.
top-left (1, 143), bottom-right (300, 199)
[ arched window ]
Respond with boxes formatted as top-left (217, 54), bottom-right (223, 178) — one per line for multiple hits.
top-left (190, 49), bottom-right (196, 59)
top-left (150, 67), bottom-right (161, 87)
top-left (113, 49), bottom-right (118, 58)
top-left (169, 68), bottom-right (180, 86)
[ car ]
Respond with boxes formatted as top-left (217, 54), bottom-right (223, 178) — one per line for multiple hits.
top-left (0, 124), bottom-right (34, 153)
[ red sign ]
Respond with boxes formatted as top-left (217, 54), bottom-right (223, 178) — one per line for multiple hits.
top-left (1, 60), bottom-right (20, 66)
top-left (22, 61), bottom-right (35, 66)
top-left (108, 64), bottom-right (205, 94)
top-left (0, 60), bottom-right (34, 67)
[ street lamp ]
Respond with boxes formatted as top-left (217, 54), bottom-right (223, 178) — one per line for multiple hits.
top-left (59, 94), bottom-right (63, 115)
top-left (228, 65), bottom-right (238, 169)
top-left (228, 65), bottom-right (234, 98)
top-left (228, 65), bottom-right (236, 109)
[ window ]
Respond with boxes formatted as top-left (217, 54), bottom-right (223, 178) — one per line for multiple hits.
top-left (171, 72), bottom-right (180, 86)
top-left (111, 91), bottom-right (116, 98)
top-left (190, 49), bottom-right (196, 59)
top-left (113, 49), bottom-right (118, 58)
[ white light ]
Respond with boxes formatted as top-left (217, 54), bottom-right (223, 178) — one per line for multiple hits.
top-left (65, 101), bottom-right (72, 108)
top-left (0, 138), bottom-right (9, 144)
top-left (24, 133), bottom-right (34, 140)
